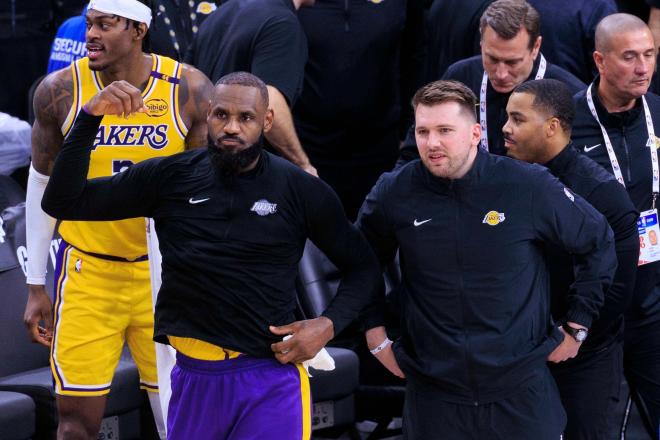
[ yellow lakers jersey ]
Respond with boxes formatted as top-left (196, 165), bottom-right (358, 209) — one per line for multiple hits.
top-left (58, 54), bottom-right (188, 259)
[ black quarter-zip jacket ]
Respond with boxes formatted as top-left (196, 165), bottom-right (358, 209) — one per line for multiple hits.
top-left (357, 149), bottom-right (616, 404)
top-left (573, 81), bottom-right (660, 326)
top-left (544, 144), bottom-right (638, 353)
top-left (41, 111), bottom-right (381, 358)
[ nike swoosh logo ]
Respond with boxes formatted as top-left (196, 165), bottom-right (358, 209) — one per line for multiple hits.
top-left (583, 144), bottom-right (601, 153)
top-left (189, 197), bottom-right (210, 204)
top-left (413, 219), bottom-right (432, 227)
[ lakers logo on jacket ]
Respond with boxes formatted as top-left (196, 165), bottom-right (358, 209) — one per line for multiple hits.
top-left (482, 210), bottom-right (506, 226)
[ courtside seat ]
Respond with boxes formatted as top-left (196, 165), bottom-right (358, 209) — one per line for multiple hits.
top-left (298, 240), bottom-right (405, 439)
top-left (0, 391), bottom-right (36, 440)
top-left (0, 176), bottom-right (24, 212)
top-left (0, 359), bottom-right (143, 439)
top-left (294, 241), bottom-right (363, 432)
top-left (308, 347), bottom-right (359, 429)
top-left (309, 348), bottom-right (359, 402)
top-left (0, 198), bottom-right (145, 439)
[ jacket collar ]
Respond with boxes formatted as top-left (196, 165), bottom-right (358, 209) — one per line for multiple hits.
top-left (589, 76), bottom-right (643, 128)
top-left (545, 143), bottom-right (577, 177)
top-left (420, 147), bottom-right (488, 193)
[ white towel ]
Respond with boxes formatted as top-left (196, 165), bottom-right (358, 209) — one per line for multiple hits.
top-left (283, 335), bottom-right (335, 376)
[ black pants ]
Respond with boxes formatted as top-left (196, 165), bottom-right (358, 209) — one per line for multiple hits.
top-left (402, 370), bottom-right (566, 440)
top-left (624, 319), bottom-right (660, 439)
top-left (549, 342), bottom-right (623, 440)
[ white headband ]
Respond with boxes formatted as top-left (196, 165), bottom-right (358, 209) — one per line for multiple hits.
top-left (88, 0), bottom-right (152, 28)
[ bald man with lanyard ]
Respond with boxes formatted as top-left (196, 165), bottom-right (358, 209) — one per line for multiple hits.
top-left (572, 13), bottom-right (660, 438)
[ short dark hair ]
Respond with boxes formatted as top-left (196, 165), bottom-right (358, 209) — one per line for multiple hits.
top-left (513, 79), bottom-right (575, 133)
top-left (215, 72), bottom-right (269, 107)
top-left (412, 80), bottom-right (477, 122)
top-left (480, 0), bottom-right (541, 50)
top-left (595, 13), bottom-right (650, 53)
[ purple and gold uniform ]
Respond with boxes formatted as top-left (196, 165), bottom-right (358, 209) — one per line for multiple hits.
top-left (42, 108), bottom-right (380, 438)
top-left (166, 338), bottom-right (311, 440)
top-left (51, 54), bottom-right (187, 396)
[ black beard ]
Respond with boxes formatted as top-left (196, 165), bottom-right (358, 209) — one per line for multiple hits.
top-left (207, 134), bottom-right (263, 178)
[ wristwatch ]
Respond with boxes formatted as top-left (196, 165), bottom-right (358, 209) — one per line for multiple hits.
top-left (562, 323), bottom-right (588, 343)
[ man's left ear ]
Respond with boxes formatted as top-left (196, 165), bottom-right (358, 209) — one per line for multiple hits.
top-left (263, 108), bottom-right (275, 133)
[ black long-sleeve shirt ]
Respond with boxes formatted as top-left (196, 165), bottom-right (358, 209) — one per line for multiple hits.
top-left (544, 144), bottom-right (639, 352)
top-left (42, 111), bottom-right (381, 358)
top-left (185, 0), bottom-right (307, 105)
top-left (357, 149), bottom-right (616, 403)
top-left (293, 0), bottom-right (426, 155)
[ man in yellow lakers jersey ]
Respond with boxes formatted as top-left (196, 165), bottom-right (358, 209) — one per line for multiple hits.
top-left (22, 0), bottom-right (213, 438)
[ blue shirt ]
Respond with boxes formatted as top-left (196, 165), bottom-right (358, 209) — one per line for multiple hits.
top-left (47, 7), bottom-right (87, 74)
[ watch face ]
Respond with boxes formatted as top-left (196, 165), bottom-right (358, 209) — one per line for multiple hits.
top-left (575, 329), bottom-right (588, 342)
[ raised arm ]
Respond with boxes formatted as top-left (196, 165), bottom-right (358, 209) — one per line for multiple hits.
top-left (42, 81), bottom-right (164, 221)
